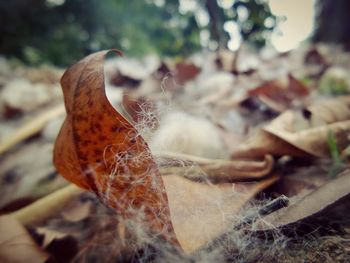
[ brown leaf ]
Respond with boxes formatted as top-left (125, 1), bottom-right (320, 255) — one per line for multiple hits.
top-left (270, 177), bottom-right (316, 197)
top-left (162, 174), bottom-right (279, 253)
top-left (231, 130), bottom-right (308, 158)
top-left (265, 96), bottom-right (350, 157)
top-left (248, 74), bottom-right (309, 112)
top-left (175, 61), bottom-right (201, 85)
top-left (0, 215), bottom-right (48, 263)
top-left (31, 227), bottom-right (78, 263)
top-left (232, 96), bottom-right (350, 158)
top-left (34, 227), bottom-right (68, 248)
top-left (53, 50), bottom-right (178, 245)
top-left (259, 169), bottom-right (350, 230)
top-left (159, 152), bottom-right (274, 183)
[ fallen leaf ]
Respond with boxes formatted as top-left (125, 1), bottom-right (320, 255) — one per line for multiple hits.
top-left (268, 176), bottom-right (317, 197)
top-left (30, 226), bottom-right (79, 263)
top-left (34, 227), bottom-right (69, 247)
top-left (265, 96), bottom-right (350, 157)
top-left (231, 130), bottom-right (308, 158)
top-left (163, 174), bottom-right (279, 253)
top-left (248, 74), bottom-right (309, 112)
top-left (53, 50), bottom-right (178, 245)
top-left (0, 215), bottom-right (48, 263)
top-left (304, 46), bottom-right (329, 78)
top-left (232, 96), bottom-right (350, 158)
top-left (259, 169), bottom-right (350, 230)
top-left (174, 60), bottom-right (201, 85)
top-left (158, 152), bottom-right (274, 183)
top-left (304, 46), bottom-right (327, 66)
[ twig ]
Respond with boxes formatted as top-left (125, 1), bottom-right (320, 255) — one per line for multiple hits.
top-left (10, 184), bottom-right (83, 225)
top-left (0, 103), bottom-right (65, 155)
top-left (234, 195), bottom-right (290, 229)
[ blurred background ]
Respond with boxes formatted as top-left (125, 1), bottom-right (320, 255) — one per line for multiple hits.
top-left (0, 0), bottom-right (349, 66)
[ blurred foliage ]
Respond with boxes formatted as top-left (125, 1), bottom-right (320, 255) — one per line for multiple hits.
top-left (220, 0), bottom-right (277, 48)
top-left (0, 0), bottom-right (277, 66)
top-left (319, 75), bottom-right (349, 95)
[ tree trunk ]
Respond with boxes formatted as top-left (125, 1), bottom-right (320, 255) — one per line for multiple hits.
top-left (313, 0), bottom-right (350, 49)
top-left (205, 0), bottom-right (229, 49)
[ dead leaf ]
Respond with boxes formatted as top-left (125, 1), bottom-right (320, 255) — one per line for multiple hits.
top-left (158, 152), bottom-right (274, 183)
top-left (53, 50), bottom-right (178, 245)
top-left (304, 46), bottom-right (329, 78)
top-left (248, 74), bottom-right (309, 112)
top-left (31, 227), bottom-right (78, 263)
top-left (0, 215), bottom-right (48, 263)
top-left (34, 227), bottom-right (68, 247)
top-left (175, 61), bottom-right (201, 85)
top-left (268, 176), bottom-right (317, 197)
top-left (259, 169), bottom-right (350, 230)
top-left (232, 96), bottom-right (350, 158)
top-left (162, 174), bottom-right (279, 253)
top-left (231, 130), bottom-right (308, 158)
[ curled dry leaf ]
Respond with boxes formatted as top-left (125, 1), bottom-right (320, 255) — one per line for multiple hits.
top-left (53, 50), bottom-right (178, 246)
top-left (31, 227), bottom-right (78, 263)
top-left (259, 169), bottom-right (350, 230)
top-left (232, 96), bottom-right (350, 158)
top-left (34, 227), bottom-right (69, 248)
top-left (158, 152), bottom-right (274, 183)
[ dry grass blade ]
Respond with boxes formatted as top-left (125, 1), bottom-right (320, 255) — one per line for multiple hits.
top-left (0, 104), bottom-right (65, 155)
top-left (10, 184), bottom-right (82, 225)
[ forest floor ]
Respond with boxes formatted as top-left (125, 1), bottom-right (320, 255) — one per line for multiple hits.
top-left (0, 44), bottom-right (350, 262)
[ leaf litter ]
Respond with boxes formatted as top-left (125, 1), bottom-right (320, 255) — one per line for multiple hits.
top-left (0, 44), bottom-right (350, 262)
